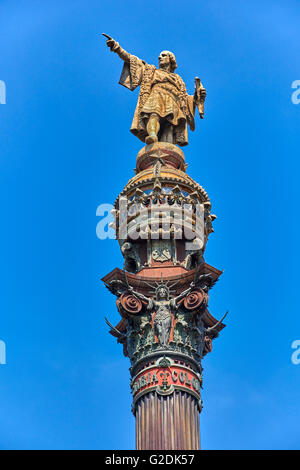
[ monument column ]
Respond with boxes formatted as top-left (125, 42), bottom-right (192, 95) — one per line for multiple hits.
top-left (101, 34), bottom-right (226, 450)
top-left (102, 144), bottom-right (226, 450)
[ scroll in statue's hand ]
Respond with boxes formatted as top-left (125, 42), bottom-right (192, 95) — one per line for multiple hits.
top-left (194, 77), bottom-right (206, 119)
top-left (194, 77), bottom-right (205, 100)
top-left (200, 88), bottom-right (207, 100)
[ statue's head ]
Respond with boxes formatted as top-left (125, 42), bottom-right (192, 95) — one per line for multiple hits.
top-left (156, 285), bottom-right (169, 300)
top-left (158, 51), bottom-right (177, 72)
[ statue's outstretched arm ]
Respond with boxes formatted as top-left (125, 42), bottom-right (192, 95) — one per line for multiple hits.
top-left (127, 286), bottom-right (149, 304)
top-left (174, 282), bottom-right (195, 304)
top-left (102, 33), bottom-right (130, 63)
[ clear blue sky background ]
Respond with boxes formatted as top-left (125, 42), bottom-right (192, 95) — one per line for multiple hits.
top-left (0, 0), bottom-right (300, 450)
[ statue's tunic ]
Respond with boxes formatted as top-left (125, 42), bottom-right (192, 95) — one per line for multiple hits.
top-left (119, 55), bottom-right (195, 146)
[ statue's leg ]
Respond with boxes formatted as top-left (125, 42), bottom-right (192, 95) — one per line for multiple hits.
top-left (145, 113), bottom-right (160, 145)
top-left (160, 122), bottom-right (174, 144)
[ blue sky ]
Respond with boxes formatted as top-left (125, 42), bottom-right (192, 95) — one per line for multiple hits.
top-left (0, 0), bottom-right (300, 450)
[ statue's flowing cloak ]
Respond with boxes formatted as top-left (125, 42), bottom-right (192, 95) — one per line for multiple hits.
top-left (119, 55), bottom-right (195, 146)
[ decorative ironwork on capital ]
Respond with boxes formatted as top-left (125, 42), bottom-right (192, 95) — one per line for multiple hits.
top-left (103, 266), bottom-right (226, 369)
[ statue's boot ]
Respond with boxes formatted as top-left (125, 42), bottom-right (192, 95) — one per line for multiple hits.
top-left (145, 133), bottom-right (158, 145)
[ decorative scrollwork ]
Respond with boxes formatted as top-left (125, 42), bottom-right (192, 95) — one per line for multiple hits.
top-left (183, 288), bottom-right (205, 311)
top-left (120, 293), bottom-right (143, 315)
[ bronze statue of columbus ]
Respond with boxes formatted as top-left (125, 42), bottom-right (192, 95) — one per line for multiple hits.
top-left (103, 34), bottom-right (206, 146)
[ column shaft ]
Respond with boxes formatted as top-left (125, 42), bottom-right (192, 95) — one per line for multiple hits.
top-left (135, 391), bottom-right (200, 450)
